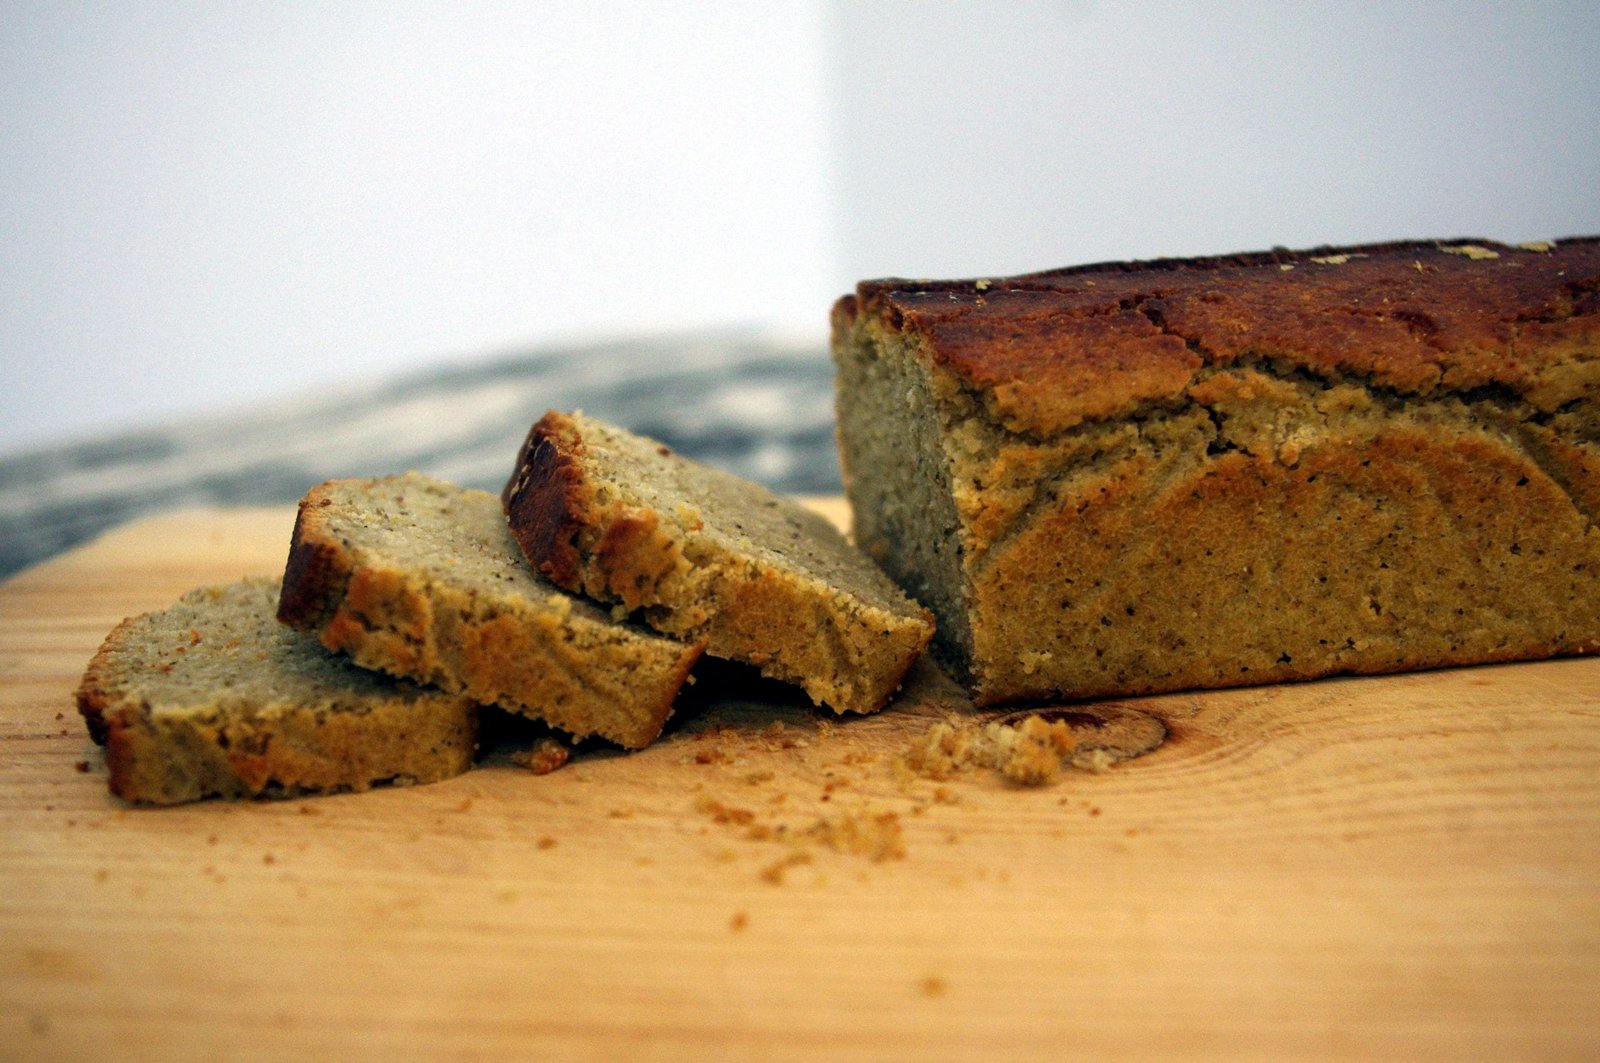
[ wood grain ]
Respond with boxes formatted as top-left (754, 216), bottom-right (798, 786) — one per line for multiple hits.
top-left (2, 505), bottom-right (1598, 1061)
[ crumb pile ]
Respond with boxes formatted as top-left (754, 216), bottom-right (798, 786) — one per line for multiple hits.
top-left (903, 715), bottom-right (1090, 786)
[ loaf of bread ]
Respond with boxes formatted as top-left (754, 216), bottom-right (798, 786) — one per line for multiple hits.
top-left (76, 579), bottom-right (479, 805)
top-left (832, 237), bottom-right (1600, 705)
top-left (278, 472), bottom-right (702, 748)
top-left (502, 410), bottom-right (934, 714)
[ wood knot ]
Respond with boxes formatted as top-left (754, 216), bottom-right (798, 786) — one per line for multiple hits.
top-left (991, 702), bottom-right (1168, 763)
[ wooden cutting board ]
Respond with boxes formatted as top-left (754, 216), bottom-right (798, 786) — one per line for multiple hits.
top-left (3, 504), bottom-right (1597, 1061)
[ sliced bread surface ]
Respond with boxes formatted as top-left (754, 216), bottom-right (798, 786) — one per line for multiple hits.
top-left (76, 578), bottom-right (479, 805)
top-left (279, 472), bottom-right (701, 748)
top-left (502, 410), bottom-right (934, 715)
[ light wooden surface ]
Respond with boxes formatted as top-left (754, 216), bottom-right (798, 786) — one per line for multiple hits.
top-left (2, 505), bottom-right (1598, 1061)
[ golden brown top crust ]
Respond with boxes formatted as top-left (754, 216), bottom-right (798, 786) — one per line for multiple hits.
top-left (837, 237), bottom-right (1600, 435)
top-left (503, 410), bottom-right (591, 589)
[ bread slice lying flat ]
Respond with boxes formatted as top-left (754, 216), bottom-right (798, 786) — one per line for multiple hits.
top-left (77, 578), bottom-right (479, 805)
top-left (502, 410), bottom-right (934, 715)
top-left (279, 472), bottom-right (701, 748)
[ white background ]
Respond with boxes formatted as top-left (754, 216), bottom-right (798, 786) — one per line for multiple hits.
top-left (4, 1), bottom-right (1598, 456)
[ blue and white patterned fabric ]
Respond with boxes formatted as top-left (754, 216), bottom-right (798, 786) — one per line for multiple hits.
top-left (0, 332), bottom-right (840, 578)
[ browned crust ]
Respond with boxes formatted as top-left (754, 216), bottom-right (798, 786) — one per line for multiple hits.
top-left (844, 236), bottom-right (1600, 436)
top-left (277, 487), bottom-right (350, 630)
top-left (74, 617), bottom-right (137, 747)
top-left (100, 719), bottom-right (142, 800)
top-left (854, 235), bottom-right (1600, 300)
top-left (77, 634), bottom-right (175, 801)
top-left (503, 410), bottom-right (591, 587)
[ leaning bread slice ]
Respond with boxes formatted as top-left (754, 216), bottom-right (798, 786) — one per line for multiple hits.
top-left (502, 410), bottom-right (935, 714)
top-left (279, 472), bottom-right (701, 748)
top-left (76, 578), bottom-right (479, 805)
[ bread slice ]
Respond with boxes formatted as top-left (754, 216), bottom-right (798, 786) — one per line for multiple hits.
top-left (832, 237), bottom-right (1600, 705)
top-left (76, 578), bottom-right (479, 805)
top-left (502, 410), bottom-right (934, 715)
top-left (278, 472), bottom-right (702, 748)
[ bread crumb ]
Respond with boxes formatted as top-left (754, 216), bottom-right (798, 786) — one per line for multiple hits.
top-left (695, 796), bottom-right (756, 826)
top-left (729, 911), bottom-right (748, 931)
top-left (1310, 253), bottom-right (1365, 265)
top-left (760, 720), bottom-right (802, 751)
top-left (1518, 240), bottom-right (1556, 253)
top-left (903, 718), bottom-right (983, 781)
top-left (1441, 243), bottom-right (1500, 260)
top-left (74, 760), bottom-right (91, 773)
top-left (536, 836), bottom-right (557, 850)
top-left (759, 851), bottom-right (813, 885)
top-left (903, 714), bottom-right (1077, 786)
top-left (1072, 747), bottom-right (1117, 774)
top-left (989, 716), bottom-right (1076, 785)
top-left (919, 975), bottom-right (947, 997)
top-left (808, 809), bottom-right (905, 862)
top-left (512, 736), bottom-right (570, 775)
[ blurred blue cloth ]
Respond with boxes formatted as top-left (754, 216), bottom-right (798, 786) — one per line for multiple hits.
top-left (0, 332), bottom-right (840, 579)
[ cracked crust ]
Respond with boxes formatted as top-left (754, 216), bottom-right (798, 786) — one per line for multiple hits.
top-left (504, 411), bottom-right (934, 715)
top-left (833, 237), bottom-right (1600, 704)
top-left (278, 473), bottom-right (702, 748)
top-left (840, 237), bottom-right (1600, 436)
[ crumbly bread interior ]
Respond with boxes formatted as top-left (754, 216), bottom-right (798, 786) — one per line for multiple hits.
top-left (77, 578), bottom-right (479, 805)
top-left (505, 412), bottom-right (934, 714)
top-left (280, 472), bottom-right (701, 748)
top-left (577, 413), bottom-right (927, 621)
top-left (833, 326), bottom-right (973, 672)
top-left (834, 240), bottom-right (1600, 704)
